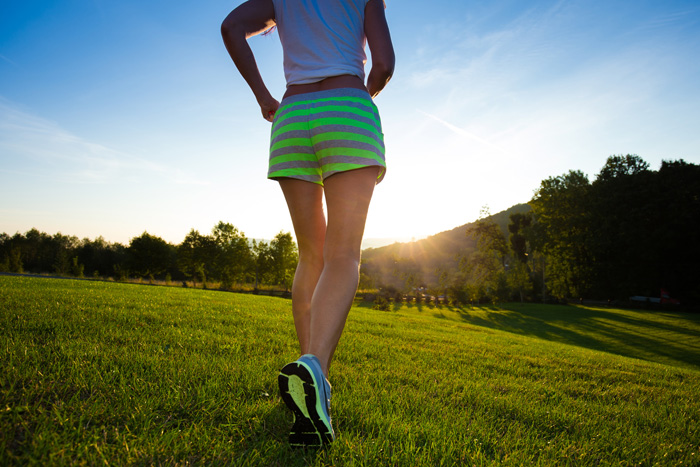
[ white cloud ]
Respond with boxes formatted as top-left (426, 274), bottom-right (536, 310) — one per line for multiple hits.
top-left (417, 110), bottom-right (508, 156)
top-left (0, 98), bottom-right (208, 186)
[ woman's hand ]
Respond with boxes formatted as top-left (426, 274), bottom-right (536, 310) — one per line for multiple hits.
top-left (259, 95), bottom-right (280, 122)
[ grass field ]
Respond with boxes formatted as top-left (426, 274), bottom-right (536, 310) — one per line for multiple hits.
top-left (1, 275), bottom-right (699, 466)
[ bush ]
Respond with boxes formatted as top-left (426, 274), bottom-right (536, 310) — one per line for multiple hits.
top-left (6, 249), bottom-right (22, 273)
top-left (71, 257), bottom-right (84, 278)
top-left (372, 296), bottom-right (391, 311)
top-left (447, 286), bottom-right (469, 306)
top-left (113, 264), bottom-right (128, 282)
top-left (378, 285), bottom-right (403, 303)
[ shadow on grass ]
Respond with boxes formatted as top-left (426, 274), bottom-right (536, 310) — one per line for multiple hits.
top-left (241, 403), bottom-right (331, 466)
top-left (353, 298), bottom-right (700, 369)
top-left (355, 300), bottom-right (428, 313)
top-left (454, 303), bottom-right (700, 371)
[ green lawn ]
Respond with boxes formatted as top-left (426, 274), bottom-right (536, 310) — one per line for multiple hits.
top-left (1, 275), bottom-right (699, 466)
top-left (361, 300), bottom-right (700, 371)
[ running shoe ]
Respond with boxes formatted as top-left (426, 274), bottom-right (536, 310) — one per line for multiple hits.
top-left (278, 354), bottom-right (335, 447)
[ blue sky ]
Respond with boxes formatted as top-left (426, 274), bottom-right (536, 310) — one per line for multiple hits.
top-left (2, 0), bottom-right (699, 246)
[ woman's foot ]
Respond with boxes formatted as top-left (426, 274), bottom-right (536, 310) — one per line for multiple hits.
top-left (278, 354), bottom-right (334, 448)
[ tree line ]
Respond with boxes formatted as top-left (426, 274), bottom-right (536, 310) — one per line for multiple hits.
top-left (0, 222), bottom-right (298, 291)
top-left (360, 156), bottom-right (699, 309)
top-left (530, 155), bottom-right (698, 305)
top-left (3, 155), bottom-right (697, 308)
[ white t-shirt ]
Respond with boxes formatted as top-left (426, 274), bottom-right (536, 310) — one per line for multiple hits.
top-left (271, 0), bottom-right (370, 86)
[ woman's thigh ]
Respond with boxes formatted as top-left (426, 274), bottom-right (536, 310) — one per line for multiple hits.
top-left (323, 166), bottom-right (381, 260)
top-left (278, 178), bottom-right (326, 259)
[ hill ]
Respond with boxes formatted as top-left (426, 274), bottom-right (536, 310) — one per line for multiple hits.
top-left (361, 203), bottom-right (531, 289)
top-left (3, 275), bottom-right (698, 465)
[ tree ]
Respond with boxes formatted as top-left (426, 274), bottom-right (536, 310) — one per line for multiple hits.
top-left (507, 212), bottom-right (533, 302)
top-left (530, 170), bottom-right (593, 299)
top-left (464, 208), bottom-right (509, 303)
top-left (71, 256), bottom-right (85, 278)
top-left (508, 212), bottom-right (532, 264)
top-left (596, 154), bottom-right (649, 183)
top-left (431, 267), bottom-right (451, 304)
top-left (52, 233), bottom-right (80, 276)
top-left (391, 256), bottom-right (422, 295)
top-left (128, 232), bottom-right (174, 279)
top-left (251, 239), bottom-right (274, 289)
top-left (211, 221), bottom-right (252, 289)
top-left (358, 258), bottom-right (375, 290)
top-left (178, 229), bottom-right (216, 286)
top-left (469, 208), bottom-right (508, 261)
top-left (507, 261), bottom-right (530, 303)
top-left (19, 229), bottom-right (44, 271)
top-left (587, 157), bottom-right (700, 303)
top-left (269, 232), bottom-right (298, 290)
top-left (652, 160), bottom-right (700, 304)
top-left (75, 236), bottom-right (126, 278)
top-left (8, 247), bottom-right (23, 273)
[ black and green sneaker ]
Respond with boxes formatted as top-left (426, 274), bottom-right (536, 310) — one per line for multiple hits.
top-left (278, 354), bottom-right (334, 448)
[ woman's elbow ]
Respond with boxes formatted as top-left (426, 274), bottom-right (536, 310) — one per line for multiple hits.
top-left (221, 15), bottom-right (239, 39)
top-left (373, 55), bottom-right (395, 81)
top-left (221, 11), bottom-right (250, 41)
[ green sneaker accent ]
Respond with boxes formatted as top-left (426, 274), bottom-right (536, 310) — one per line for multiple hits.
top-left (287, 375), bottom-right (310, 419)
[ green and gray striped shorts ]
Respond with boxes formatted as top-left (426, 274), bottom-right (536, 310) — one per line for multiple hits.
top-left (268, 88), bottom-right (386, 185)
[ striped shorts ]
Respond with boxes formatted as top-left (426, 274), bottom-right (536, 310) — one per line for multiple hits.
top-left (268, 88), bottom-right (386, 185)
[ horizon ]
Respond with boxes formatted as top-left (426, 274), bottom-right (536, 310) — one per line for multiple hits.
top-left (0, 215), bottom-right (433, 249)
top-left (2, 0), bottom-right (699, 244)
top-left (1, 201), bottom-right (529, 248)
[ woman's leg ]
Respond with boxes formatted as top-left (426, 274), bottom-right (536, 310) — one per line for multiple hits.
top-left (308, 166), bottom-right (380, 375)
top-left (278, 179), bottom-right (326, 355)
top-left (279, 166), bottom-right (380, 376)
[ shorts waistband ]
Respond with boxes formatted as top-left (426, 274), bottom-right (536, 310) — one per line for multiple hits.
top-left (280, 87), bottom-right (372, 106)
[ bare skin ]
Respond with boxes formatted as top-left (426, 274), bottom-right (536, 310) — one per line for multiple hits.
top-left (222, 0), bottom-right (394, 376)
top-left (279, 167), bottom-right (380, 374)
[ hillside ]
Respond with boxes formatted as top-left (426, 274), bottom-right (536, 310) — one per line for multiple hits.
top-left (361, 203), bottom-right (531, 288)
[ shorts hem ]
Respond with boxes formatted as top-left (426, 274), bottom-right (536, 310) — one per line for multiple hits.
top-left (269, 163), bottom-right (386, 186)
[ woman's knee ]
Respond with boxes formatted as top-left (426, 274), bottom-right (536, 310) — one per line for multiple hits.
top-left (298, 245), bottom-right (324, 270)
top-left (322, 247), bottom-right (361, 270)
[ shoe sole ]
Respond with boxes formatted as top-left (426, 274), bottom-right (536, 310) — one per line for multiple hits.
top-left (278, 361), bottom-right (333, 448)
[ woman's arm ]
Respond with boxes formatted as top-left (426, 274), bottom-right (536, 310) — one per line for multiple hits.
top-left (364, 0), bottom-right (395, 99)
top-left (221, 0), bottom-right (279, 121)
